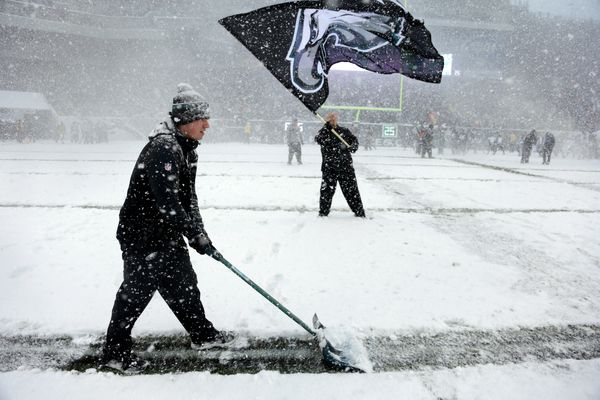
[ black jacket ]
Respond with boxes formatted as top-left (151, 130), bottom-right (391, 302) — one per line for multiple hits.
top-left (543, 133), bottom-right (555, 150)
top-left (315, 123), bottom-right (359, 173)
top-left (116, 118), bottom-right (206, 254)
top-left (524, 131), bottom-right (537, 148)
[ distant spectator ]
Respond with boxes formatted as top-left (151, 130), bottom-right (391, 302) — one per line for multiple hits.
top-left (70, 121), bottom-right (81, 143)
top-left (590, 131), bottom-right (599, 159)
top-left (363, 127), bottom-right (375, 151)
top-left (521, 129), bottom-right (537, 163)
top-left (55, 122), bottom-right (66, 143)
top-left (420, 124), bottom-right (434, 158)
top-left (286, 118), bottom-right (303, 165)
top-left (488, 134), bottom-right (505, 155)
top-left (16, 120), bottom-right (25, 143)
top-left (541, 132), bottom-right (555, 165)
top-left (437, 125), bottom-right (447, 155)
top-left (244, 121), bottom-right (252, 144)
top-left (508, 132), bottom-right (518, 153)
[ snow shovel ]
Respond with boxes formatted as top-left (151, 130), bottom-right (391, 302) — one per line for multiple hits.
top-left (210, 250), bottom-right (364, 373)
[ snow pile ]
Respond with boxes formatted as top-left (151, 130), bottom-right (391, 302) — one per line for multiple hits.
top-left (318, 323), bottom-right (373, 373)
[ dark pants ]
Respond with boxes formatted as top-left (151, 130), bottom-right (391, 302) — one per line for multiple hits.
top-left (421, 145), bottom-right (432, 158)
top-left (521, 145), bottom-right (532, 163)
top-left (542, 148), bottom-right (553, 164)
top-left (319, 170), bottom-right (365, 217)
top-left (288, 143), bottom-right (302, 164)
top-left (103, 245), bottom-right (215, 361)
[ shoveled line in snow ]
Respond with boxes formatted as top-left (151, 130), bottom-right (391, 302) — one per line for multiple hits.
top-left (366, 323), bottom-right (600, 372)
top-left (1, 203), bottom-right (599, 215)
top-left (0, 158), bottom-right (480, 168)
top-left (0, 158), bottom-right (134, 162)
top-left (1, 172), bottom-right (128, 176)
top-left (2, 156), bottom-right (598, 175)
top-left (0, 171), bottom-right (568, 183)
top-left (1, 324), bottom-right (599, 374)
top-left (451, 159), bottom-right (600, 192)
top-left (0, 172), bottom-right (320, 178)
top-left (0, 159), bottom-right (311, 164)
top-left (368, 177), bottom-right (550, 182)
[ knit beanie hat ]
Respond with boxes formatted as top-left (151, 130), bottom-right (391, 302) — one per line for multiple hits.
top-left (170, 83), bottom-right (210, 126)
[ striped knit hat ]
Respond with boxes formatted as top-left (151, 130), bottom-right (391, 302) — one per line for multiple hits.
top-left (170, 83), bottom-right (210, 126)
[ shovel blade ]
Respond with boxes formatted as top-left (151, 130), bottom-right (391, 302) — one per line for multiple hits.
top-left (312, 314), bottom-right (365, 373)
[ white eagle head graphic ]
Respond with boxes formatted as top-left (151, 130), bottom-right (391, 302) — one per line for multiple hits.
top-left (286, 7), bottom-right (406, 94)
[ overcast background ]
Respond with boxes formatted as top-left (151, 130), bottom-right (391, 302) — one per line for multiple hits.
top-left (517, 0), bottom-right (600, 19)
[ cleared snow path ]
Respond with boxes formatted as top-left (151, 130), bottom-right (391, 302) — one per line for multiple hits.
top-left (0, 324), bottom-right (599, 374)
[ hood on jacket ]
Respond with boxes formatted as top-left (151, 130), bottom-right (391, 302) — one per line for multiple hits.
top-left (148, 116), bottom-right (200, 152)
top-left (148, 117), bottom-right (177, 140)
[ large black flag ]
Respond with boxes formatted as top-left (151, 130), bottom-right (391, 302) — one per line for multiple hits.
top-left (219, 0), bottom-right (444, 113)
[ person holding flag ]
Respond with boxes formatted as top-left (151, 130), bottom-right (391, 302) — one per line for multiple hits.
top-left (315, 113), bottom-right (365, 218)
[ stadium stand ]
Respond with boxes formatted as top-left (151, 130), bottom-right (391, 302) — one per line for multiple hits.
top-left (0, 0), bottom-right (598, 145)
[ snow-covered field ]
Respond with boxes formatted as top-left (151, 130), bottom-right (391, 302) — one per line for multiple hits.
top-left (1, 141), bottom-right (599, 399)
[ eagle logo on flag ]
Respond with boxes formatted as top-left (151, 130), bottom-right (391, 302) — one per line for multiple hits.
top-left (287, 9), bottom-right (407, 94)
top-left (219, 0), bottom-right (443, 112)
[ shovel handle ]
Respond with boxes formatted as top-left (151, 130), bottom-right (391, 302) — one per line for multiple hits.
top-left (211, 251), bottom-right (316, 336)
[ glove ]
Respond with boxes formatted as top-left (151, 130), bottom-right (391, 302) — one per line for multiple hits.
top-left (339, 143), bottom-right (348, 151)
top-left (189, 233), bottom-right (216, 256)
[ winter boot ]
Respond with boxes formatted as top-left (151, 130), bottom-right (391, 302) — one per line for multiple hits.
top-left (191, 330), bottom-right (237, 350)
top-left (99, 353), bottom-right (150, 374)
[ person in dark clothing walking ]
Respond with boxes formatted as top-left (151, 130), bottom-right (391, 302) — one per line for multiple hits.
top-left (521, 129), bottom-right (537, 163)
top-left (286, 118), bottom-right (303, 164)
top-left (315, 113), bottom-right (365, 218)
top-left (102, 84), bottom-right (231, 372)
top-left (420, 124), bottom-right (434, 158)
top-left (542, 132), bottom-right (555, 165)
top-left (361, 125), bottom-right (375, 151)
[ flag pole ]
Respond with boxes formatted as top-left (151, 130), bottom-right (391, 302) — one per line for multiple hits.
top-left (398, 0), bottom-right (408, 113)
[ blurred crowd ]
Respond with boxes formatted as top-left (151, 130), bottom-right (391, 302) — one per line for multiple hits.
top-left (0, 116), bottom-right (109, 144)
top-left (402, 124), bottom-right (599, 161)
top-left (1, 115), bottom-right (599, 164)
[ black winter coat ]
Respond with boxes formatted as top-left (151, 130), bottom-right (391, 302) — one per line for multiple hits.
top-left (315, 123), bottom-right (359, 173)
top-left (116, 118), bottom-right (206, 254)
top-left (524, 131), bottom-right (537, 148)
top-left (543, 133), bottom-right (555, 150)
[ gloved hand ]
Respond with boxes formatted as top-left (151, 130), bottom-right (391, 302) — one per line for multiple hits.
top-left (189, 233), bottom-right (217, 256)
top-left (339, 142), bottom-right (348, 151)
